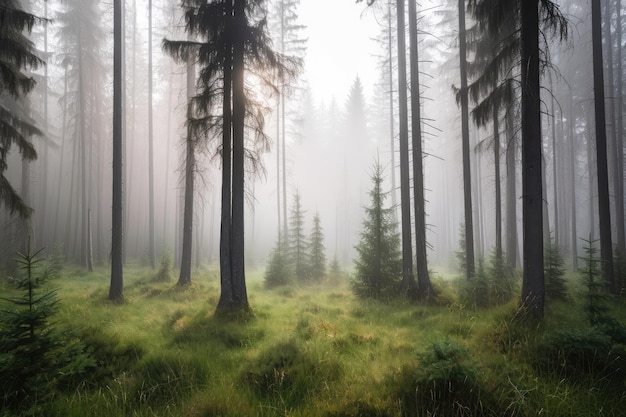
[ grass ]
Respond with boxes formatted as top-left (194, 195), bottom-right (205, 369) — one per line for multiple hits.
top-left (1, 263), bottom-right (626, 416)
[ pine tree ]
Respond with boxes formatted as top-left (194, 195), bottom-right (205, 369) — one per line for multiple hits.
top-left (0, 246), bottom-right (94, 411)
top-left (308, 211), bottom-right (326, 282)
top-left (264, 239), bottom-right (292, 287)
top-left (0, 1), bottom-right (43, 219)
top-left (544, 236), bottom-right (567, 301)
top-left (288, 190), bottom-right (309, 282)
top-left (352, 160), bottom-right (401, 299)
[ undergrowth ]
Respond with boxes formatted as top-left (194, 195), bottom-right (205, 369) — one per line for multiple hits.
top-left (1, 261), bottom-right (624, 416)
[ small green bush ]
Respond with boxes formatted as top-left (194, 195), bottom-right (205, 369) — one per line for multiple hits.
top-left (392, 339), bottom-right (502, 417)
top-left (152, 251), bottom-right (172, 282)
top-left (241, 339), bottom-right (341, 408)
top-left (534, 327), bottom-right (626, 385)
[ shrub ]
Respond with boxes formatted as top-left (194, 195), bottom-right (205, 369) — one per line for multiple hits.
top-left (391, 339), bottom-right (502, 417)
top-left (534, 327), bottom-right (626, 385)
top-left (152, 251), bottom-right (173, 282)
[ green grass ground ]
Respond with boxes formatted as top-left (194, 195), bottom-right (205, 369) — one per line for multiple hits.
top-left (2, 262), bottom-right (626, 416)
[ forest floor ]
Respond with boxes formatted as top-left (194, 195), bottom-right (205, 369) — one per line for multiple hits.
top-left (2, 261), bottom-right (626, 416)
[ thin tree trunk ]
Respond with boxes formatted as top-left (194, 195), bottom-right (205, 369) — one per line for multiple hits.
top-left (614, 0), bottom-right (625, 255)
top-left (396, 0), bottom-right (416, 296)
top-left (54, 65), bottom-right (69, 243)
top-left (569, 95), bottom-right (578, 268)
top-left (87, 209), bottom-right (93, 272)
top-left (109, 0), bottom-right (124, 302)
top-left (178, 60), bottom-right (195, 286)
top-left (276, 95), bottom-right (281, 244)
top-left (550, 76), bottom-right (559, 246)
top-left (408, 0), bottom-right (431, 299)
top-left (494, 102), bottom-right (502, 260)
top-left (148, 0), bottom-right (155, 268)
top-left (458, 0), bottom-right (475, 279)
top-left (388, 0), bottom-right (397, 221)
top-left (506, 107), bottom-right (518, 269)
top-left (586, 105), bottom-right (597, 239)
top-left (591, 0), bottom-right (615, 291)
top-left (39, 0), bottom-right (49, 246)
top-left (520, 0), bottom-right (545, 318)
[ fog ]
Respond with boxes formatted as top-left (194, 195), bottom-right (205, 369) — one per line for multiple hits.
top-left (0, 0), bottom-right (621, 280)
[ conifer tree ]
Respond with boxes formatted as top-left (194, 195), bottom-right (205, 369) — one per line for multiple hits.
top-left (544, 236), bottom-right (567, 301)
top-left (0, 246), bottom-right (94, 411)
top-left (288, 190), bottom-right (309, 282)
top-left (264, 239), bottom-right (292, 287)
top-left (0, 1), bottom-right (43, 219)
top-left (353, 160), bottom-right (401, 299)
top-left (308, 211), bottom-right (326, 282)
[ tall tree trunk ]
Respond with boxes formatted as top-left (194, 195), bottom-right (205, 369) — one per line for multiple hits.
top-left (592, 0), bottom-right (615, 291)
top-left (388, 0), bottom-right (397, 221)
top-left (614, 0), bottom-right (625, 256)
top-left (148, 0), bottom-right (156, 268)
top-left (550, 76), bottom-right (559, 246)
top-left (178, 59), bottom-right (196, 286)
top-left (21, 158), bottom-right (30, 252)
top-left (458, 0), bottom-right (475, 279)
top-left (39, 0), bottom-right (49, 246)
top-left (87, 209), bottom-right (93, 272)
top-left (276, 94), bottom-right (281, 243)
top-left (218, 9), bottom-right (233, 308)
top-left (506, 107), bottom-right (518, 268)
top-left (494, 102), bottom-right (502, 260)
top-left (520, 0), bottom-right (545, 318)
top-left (109, 0), bottom-right (124, 302)
top-left (568, 95), bottom-right (578, 268)
top-left (408, 0), bottom-right (431, 299)
top-left (396, 0), bottom-right (416, 296)
top-left (586, 105), bottom-right (597, 239)
top-left (231, 0), bottom-right (249, 309)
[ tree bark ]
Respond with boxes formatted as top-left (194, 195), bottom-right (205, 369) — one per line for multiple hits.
top-left (178, 59), bottom-right (196, 286)
top-left (568, 95), bottom-right (578, 268)
top-left (520, 0), bottom-right (544, 318)
top-left (591, 0), bottom-right (615, 291)
top-left (231, 0), bottom-right (249, 309)
top-left (494, 99), bottom-right (502, 260)
top-left (614, 0), bottom-right (625, 256)
top-left (506, 107), bottom-right (518, 269)
top-left (148, 0), bottom-right (156, 269)
top-left (408, 0), bottom-right (431, 299)
top-left (109, 0), bottom-right (124, 303)
top-left (396, 0), bottom-right (417, 297)
top-left (458, 0), bottom-right (475, 279)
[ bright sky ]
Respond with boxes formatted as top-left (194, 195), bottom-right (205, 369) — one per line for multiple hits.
top-left (298, 0), bottom-right (383, 104)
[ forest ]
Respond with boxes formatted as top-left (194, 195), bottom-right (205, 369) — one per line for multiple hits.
top-left (1, 0), bottom-right (626, 415)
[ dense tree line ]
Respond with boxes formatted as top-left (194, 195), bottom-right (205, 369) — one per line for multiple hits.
top-left (0, 0), bottom-right (625, 320)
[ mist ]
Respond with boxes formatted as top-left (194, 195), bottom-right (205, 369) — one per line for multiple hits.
top-left (0, 0), bottom-right (622, 288)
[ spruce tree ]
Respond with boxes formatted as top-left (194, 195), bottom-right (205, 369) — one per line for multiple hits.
top-left (352, 160), bottom-right (401, 299)
top-left (0, 1), bottom-right (43, 218)
top-left (264, 239), bottom-right (292, 288)
top-left (288, 190), bottom-right (309, 282)
top-left (0, 246), bottom-right (94, 411)
top-left (544, 236), bottom-right (567, 301)
top-left (308, 211), bottom-right (326, 282)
